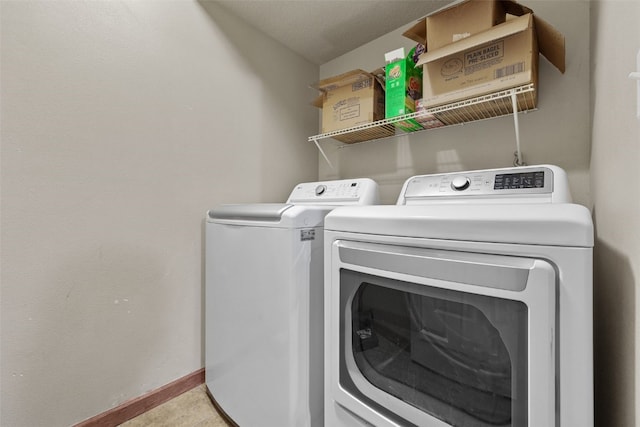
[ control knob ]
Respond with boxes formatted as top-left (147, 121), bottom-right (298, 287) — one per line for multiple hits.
top-left (451, 176), bottom-right (471, 191)
top-left (315, 185), bottom-right (327, 196)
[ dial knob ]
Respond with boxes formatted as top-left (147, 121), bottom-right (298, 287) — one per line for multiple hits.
top-left (451, 176), bottom-right (470, 191)
top-left (315, 185), bottom-right (327, 196)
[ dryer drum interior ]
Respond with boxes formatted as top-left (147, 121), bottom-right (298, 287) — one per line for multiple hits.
top-left (341, 270), bottom-right (529, 427)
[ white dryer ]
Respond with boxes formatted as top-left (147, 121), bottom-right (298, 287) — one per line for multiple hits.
top-left (324, 165), bottom-right (593, 427)
top-left (205, 178), bottom-right (379, 427)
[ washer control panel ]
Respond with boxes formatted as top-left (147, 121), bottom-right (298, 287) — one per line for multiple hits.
top-left (400, 165), bottom-right (570, 204)
top-left (287, 178), bottom-right (379, 205)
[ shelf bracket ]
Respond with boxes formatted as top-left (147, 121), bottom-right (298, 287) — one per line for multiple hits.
top-left (511, 90), bottom-right (526, 166)
top-left (311, 136), bottom-right (334, 169)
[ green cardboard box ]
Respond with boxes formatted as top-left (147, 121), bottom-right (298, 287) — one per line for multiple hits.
top-left (385, 45), bottom-right (424, 133)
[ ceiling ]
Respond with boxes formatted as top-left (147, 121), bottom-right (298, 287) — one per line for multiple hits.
top-left (209, 0), bottom-right (449, 65)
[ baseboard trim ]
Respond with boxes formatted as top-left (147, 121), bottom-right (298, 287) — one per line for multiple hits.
top-left (74, 368), bottom-right (205, 427)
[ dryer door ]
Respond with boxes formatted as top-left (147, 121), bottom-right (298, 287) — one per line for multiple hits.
top-left (327, 241), bottom-right (556, 427)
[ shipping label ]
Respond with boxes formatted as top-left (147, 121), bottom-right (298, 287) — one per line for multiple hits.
top-left (300, 229), bottom-right (315, 241)
top-left (339, 104), bottom-right (361, 121)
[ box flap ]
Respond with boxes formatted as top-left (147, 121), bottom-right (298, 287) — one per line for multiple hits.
top-left (417, 13), bottom-right (533, 66)
top-left (370, 67), bottom-right (386, 91)
top-left (403, 18), bottom-right (426, 46)
top-left (311, 95), bottom-right (323, 109)
top-left (501, 0), bottom-right (564, 72)
top-left (311, 69), bottom-right (372, 93)
top-left (533, 15), bottom-right (565, 73)
top-left (501, 0), bottom-right (533, 17)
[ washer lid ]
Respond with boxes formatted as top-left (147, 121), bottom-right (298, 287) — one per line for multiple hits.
top-left (325, 203), bottom-right (594, 247)
top-left (208, 204), bottom-right (293, 222)
top-left (207, 204), bottom-right (337, 228)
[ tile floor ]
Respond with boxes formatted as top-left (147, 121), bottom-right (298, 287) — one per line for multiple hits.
top-left (119, 384), bottom-right (232, 427)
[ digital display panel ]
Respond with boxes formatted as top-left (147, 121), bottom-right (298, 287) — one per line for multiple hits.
top-left (494, 171), bottom-right (545, 190)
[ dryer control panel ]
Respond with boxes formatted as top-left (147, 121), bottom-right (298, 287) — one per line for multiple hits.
top-left (287, 178), bottom-right (379, 205)
top-left (399, 165), bottom-right (572, 205)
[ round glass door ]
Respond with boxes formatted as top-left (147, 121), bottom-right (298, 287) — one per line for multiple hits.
top-left (340, 270), bottom-right (529, 427)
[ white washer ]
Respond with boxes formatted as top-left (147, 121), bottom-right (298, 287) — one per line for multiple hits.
top-left (324, 165), bottom-right (593, 427)
top-left (205, 178), bottom-right (379, 427)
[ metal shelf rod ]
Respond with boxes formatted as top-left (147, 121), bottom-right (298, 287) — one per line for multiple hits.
top-left (308, 84), bottom-right (535, 143)
top-left (311, 136), bottom-right (334, 169)
top-left (308, 84), bottom-right (536, 169)
top-left (511, 91), bottom-right (524, 166)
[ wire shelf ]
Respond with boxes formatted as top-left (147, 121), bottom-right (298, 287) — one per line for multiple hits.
top-left (308, 84), bottom-right (536, 145)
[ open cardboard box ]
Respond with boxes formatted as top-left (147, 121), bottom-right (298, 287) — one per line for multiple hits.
top-left (404, 0), bottom-right (565, 108)
top-left (311, 69), bottom-right (386, 137)
top-left (405, 0), bottom-right (507, 52)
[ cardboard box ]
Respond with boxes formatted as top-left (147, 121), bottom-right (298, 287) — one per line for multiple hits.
top-left (417, 14), bottom-right (546, 108)
top-left (385, 46), bottom-right (424, 132)
top-left (404, 0), bottom-right (506, 51)
top-left (428, 0), bottom-right (505, 51)
top-left (403, 0), bottom-right (542, 50)
top-left (411, 1), bottom-right (565, 109)
top-left (312, 69), bottom-right (385, 134)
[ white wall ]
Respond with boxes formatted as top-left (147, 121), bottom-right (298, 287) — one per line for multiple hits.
top-left (590, 1), bottom-right (640, 426)
top-left (0, 1), bottom-right (318, 425)
top-left (318, 1), bottom-right (591, 206)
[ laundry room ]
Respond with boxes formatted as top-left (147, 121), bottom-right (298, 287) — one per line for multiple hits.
top-left (0, 1), bottom-right (638, 427)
